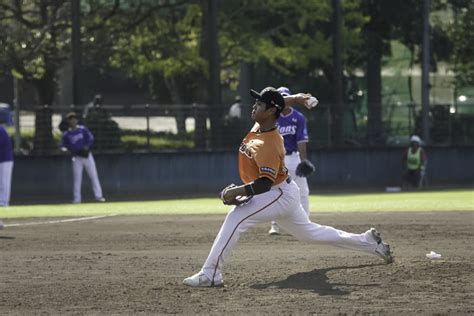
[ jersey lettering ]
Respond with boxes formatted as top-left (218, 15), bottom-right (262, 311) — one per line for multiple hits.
top-left (277, 108), bottom-right (308, 153)
top-left (278, 125), bottom-right (297, 136)
top-left (239, 143), bottom-right (253, 159)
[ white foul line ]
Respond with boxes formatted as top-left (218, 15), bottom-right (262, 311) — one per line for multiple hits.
top-left (4, 214), bottom-right (117, 227)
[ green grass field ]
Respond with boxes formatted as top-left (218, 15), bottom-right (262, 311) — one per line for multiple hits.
top-left (1, 189), bottom-right (472, 219)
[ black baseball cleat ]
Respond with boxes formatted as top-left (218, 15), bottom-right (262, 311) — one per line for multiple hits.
top-left (369, 228), bottom-right (394, 264)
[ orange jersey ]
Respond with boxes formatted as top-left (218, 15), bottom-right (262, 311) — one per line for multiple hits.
top-left (238, 123), bottom-right (289, 185)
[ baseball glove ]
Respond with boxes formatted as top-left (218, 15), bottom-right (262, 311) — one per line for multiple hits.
top-left (58, 119), bottom-right (69, 132)
top-left (295, 159), bottom-right (315, 177)
top-left (219, 184), bottom-right (253, 206)
top-left (77, 148), bottom-right (90, 158)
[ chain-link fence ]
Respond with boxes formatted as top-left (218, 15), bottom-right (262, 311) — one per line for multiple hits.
top-left (2, 101), bottom-right (474, 155)
top-left (382, 102), bottom-right (474, 146)
top-left (7, 103), bottom-right (209, 155)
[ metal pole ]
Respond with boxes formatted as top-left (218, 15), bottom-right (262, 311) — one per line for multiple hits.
top-left (332, 0), bottom-right (343, 146)
top-left (13, 77), bottom-right (21, 154)
top-left (208, 0), bottom-right (222, 148)
top-left (146, 104), bottom-right (150, 149)
top-left (421, 0), bottom-right (431, 143)
top-left (327, 106), bottom-right (332, 146)
top-left (408, 103), bottom-right (412, 133)
top-left (237, 62), bottom-right (253, 124)
top-left (71, 0), bottom-right (82, 106)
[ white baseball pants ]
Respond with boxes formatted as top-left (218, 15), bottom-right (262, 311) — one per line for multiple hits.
top-left (0, 161), bottom-right (13, 206)
top-left (201, 180), bottom-right (379, 284)
top-left (271, 152), bottom-right (310, 230)
top-left (284, 152), bottom-right (310, 213)
top-left (72, 153), bottom-right (103, 203)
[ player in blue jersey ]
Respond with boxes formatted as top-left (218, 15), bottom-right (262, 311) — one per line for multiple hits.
top-left (269, 86), bottom-right (314, 235)
top-left (0, 124), bottom-right (14, 207)
top-left (60, 112), bottom-right (105, 204)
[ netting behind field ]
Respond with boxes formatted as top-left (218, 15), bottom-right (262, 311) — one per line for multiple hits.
top-left (10, 104), bottom-right (209, 154)
top-left (4, 102), bottom-right (474, 155)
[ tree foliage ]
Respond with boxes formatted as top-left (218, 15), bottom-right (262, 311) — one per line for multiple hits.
top-left (218, 0), bottom-right (366, 87)
top-left (447, 1), bottom-right (474, 87)
top-left (0, 0), bottom-right (180, 153)
top-left (0, 0), bottom-right (472, 151)
top-left (0, 0), bottom-right (74, 153)
top-left (107, 2), bottom-right (206, 102)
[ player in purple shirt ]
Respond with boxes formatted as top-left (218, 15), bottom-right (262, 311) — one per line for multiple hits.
top-left (269, 86), bottom-right (314, 235)
top-left (60, 112), bottom-right (105, 204)
top-left (0, 125), bottom-right (14, 207)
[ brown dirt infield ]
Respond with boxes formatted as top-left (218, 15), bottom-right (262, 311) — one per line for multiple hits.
top-left (1, 211), bottom-right (473, 314)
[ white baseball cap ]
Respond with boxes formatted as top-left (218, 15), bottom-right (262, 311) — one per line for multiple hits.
top-left (410, 135), bottom-right (421, 144)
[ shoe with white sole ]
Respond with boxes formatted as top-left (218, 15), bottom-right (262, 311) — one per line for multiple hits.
top-left (183, 272), bottom-right (223, 287)
top-left (369, 228), bottom-right (393, 264)
top-left (268, 224), bottom-right (280, 235)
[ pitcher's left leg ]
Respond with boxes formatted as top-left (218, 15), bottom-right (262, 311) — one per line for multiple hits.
top-left (201, 189), bottom-right (286, 284)
top-left (182, 187), bottom-right (293, 288)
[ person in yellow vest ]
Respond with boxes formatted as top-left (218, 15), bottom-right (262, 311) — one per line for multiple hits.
top-left (402, 135), bottom-right (427, 188)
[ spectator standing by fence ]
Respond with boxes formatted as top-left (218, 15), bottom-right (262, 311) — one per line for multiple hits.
top-left (60, 112), bottom-right (105, 204)
top-left (0, 124), bottom-right (13, 206)
top-left (402, 135), bottom-right (427, 188)
top-left (228, 96), bottom-right (242, 119)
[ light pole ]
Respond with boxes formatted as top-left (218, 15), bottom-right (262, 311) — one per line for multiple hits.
top-left (421, 0), bottom-right (431, 144)
top-left (71, 0), bottom-right (82, 106)
top-left (13, 77), bottom-right (21, 154)
top-left (208, 0), bottom-right (222, 148)
top-left (332, 0), bottom-right (343, 146)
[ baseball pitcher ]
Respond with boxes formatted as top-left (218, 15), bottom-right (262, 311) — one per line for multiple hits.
top-left (183, 87), bottom-right (393, 288)
top-left (60, 112), bottom-right (105, 204)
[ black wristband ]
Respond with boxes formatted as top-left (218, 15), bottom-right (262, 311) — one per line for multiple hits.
top-left (244, 177), bottom-right (273, 195)
top-left (244, 184), bottom-right (255, 196)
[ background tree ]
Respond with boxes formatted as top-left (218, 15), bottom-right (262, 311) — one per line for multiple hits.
top-left (360, 0), bottom-right (456, 145)
top-left (0, 1), bottom-right (71, 153)
top-left (107, 2), bottom-right (206, 135)
top-left (107, 0), bottom-right (368, 146)
top-left (2, 0), bottom-right (470, 151)
top-left (0, 0), bottom-right (179, 153)
top-left (447, 0), bottom-right (474, 88)
top-left (217, 0), bottom-right (366, 145)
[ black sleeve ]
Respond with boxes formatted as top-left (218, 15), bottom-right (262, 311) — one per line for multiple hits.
top-left (244, 177), bottom-right (273, 195)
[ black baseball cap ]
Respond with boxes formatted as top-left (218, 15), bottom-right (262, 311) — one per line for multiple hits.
top-left (250, 87), bottom-right (285, 111)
